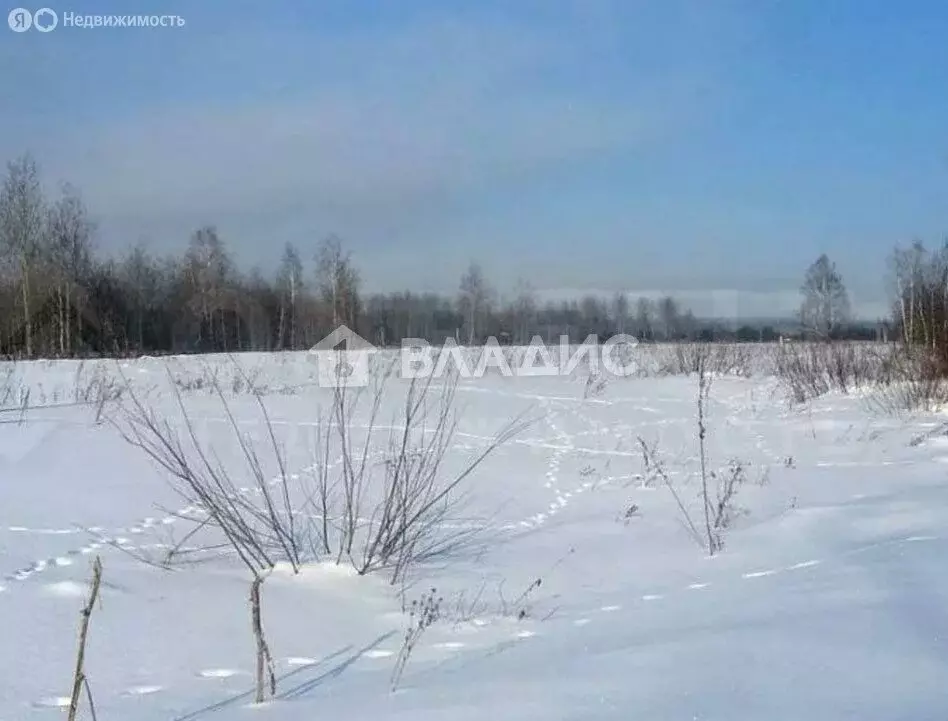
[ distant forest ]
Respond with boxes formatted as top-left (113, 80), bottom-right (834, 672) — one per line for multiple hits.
top-left (0, 154), bottom-right (892, 358)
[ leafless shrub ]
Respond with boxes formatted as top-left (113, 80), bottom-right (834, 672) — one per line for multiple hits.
top-left (0, 361), bottom-right (120, 423)
top-left (114, 350), bottom-right (530, 701)
top-left (583, 370), bottom-right (608, 399)
top-left (117, 357), bottom-right (525, 695)
top-left (391, 587), bottom-right (443, 691)
top-left (672, 342), bottom-right (717, 376)
top-left (72, 362), bottom-right (123, 424)
top-left (498, 576), bottom-right (543, 620)
top-left (116, 369), bottom-right (301, 577)
top-left (0, 365), bottom-right (30, 424)
top-left (774, 338), bottom-right (948, 412)
top-left (445, 580), bottom-right (490, 625)
top-left (171, 372), bottom-right (210, 393)
top-left (708, 460), bottom-right (749, 537)
top-left (696, 357), bottom-right (718, 554)
top-left (306, 368), bottom-right (530, 583)
top-left (774, 341), bottom-right (887, 403)
top-left (635, 437), bottom-right (659, 489)
top-left (649, 342), bottom-right (755, 377)
top-left (868, 347), bottom-right (948, 413)
top-left (443, 546), bottom-right (572, 626)
top-left (0, 363), bottom-right (16, 407)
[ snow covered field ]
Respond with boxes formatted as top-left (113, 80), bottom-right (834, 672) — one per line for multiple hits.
top-left (2, 349), bottom-right (948, 720)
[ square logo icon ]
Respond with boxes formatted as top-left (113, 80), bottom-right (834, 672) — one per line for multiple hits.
top-left (310, 325), bottom-right (376, 388)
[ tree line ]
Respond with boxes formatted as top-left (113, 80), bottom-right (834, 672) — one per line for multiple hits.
top-left (0, 153), bottom-right (889, 359)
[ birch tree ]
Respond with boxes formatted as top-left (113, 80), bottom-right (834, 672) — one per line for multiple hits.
top-left (47, 183), bottom-right (94, 354)
top-left (0, 154), bottom-right (45, 357)
top-left (800, 254), bottom-right (851, 339)
top-left (185, 226), bottom-right (233, 350)
top-left (458, 262), bottom-right (490, 345)
top-left (276, 242), bottom-right (304, 349)
top-left (315, 235), bottom-right (360, 332)
top-left (512, 278), bottom-right (536, 344)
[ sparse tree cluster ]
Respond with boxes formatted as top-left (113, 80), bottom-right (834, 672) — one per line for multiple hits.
top-left (889, 240), bottom-right (948, 367)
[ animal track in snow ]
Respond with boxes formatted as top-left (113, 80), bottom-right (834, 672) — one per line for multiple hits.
top-left (362, 649), bottom-right (395, 659)
top-left (2, 485), bottom-right (292, 590)
top-left (1, 514), bottom-right (184, 586)
top-left (284, 657), bottom-right (319, 667)
top-left (198, 668), bottom-right (242, 679)
top-left (742, 569), bottom-right (777, 579)
top-left (12, 534), bottom-right (944, 718)
top-left (123, 685), bottom-right (164, 696)
top-left (787, 559), bottom-right (821, 570)
top-left (568, 535), bottom-right (942, 630)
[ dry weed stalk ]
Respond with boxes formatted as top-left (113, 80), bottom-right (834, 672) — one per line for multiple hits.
top-left (67, 556), bottom-right (102, 721)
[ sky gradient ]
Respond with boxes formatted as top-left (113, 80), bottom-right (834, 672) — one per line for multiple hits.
top-left (3, 0), bottom-right (947, 319)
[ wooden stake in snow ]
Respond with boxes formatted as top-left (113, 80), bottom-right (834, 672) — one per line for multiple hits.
top-left (68, 556), bottom-right (102, 721)
top-left (250, 575), bottom-right (277, 703)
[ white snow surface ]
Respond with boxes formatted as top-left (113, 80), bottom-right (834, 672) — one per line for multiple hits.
top-left (2, 352), bottom-right (948, 720)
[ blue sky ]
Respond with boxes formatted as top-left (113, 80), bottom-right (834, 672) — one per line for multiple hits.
top-left (2, 0), bottom-right (947, 318)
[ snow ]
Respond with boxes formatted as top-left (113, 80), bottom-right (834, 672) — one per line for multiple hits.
top-left (2, 351), bottom-right (948, 720)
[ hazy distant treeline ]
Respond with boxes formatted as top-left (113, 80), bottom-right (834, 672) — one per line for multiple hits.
top-left (0, 154), bottom-right (890, 358)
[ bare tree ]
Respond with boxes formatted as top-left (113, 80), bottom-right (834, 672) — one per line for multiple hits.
top-left (800, 254), bottom-right (851, 339)
top-left (634, 297), bottom-right (654, 341)
top-left (0, 154), bottom-right (46, 357)
top-left (184, 227), bottom-right (234, 350)
top-left (512, 278), bottom-right (537, 344)
top-left (120, 242), bottom-right (159, 352)
top-left (458, 262), bottom-right (490, 345)
top-left (47, 183), bottom-right (94, 355)
top-left (658, 296), bottom-right (679, 341)
top-left (276, 242), bottom-right (304, 349)
top-left (315, 235), bottom-right (360, 331)
top-left (611, 292), bottom-right (629, 335)
top-left (579, 295), bottom-right (608, 339)
top-left (889, 242), bottom-right (923, 345)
